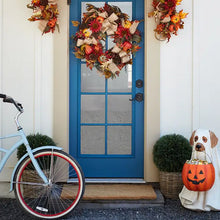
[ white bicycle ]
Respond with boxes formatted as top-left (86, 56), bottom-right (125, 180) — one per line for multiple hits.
top-left (0, 94), bottom-right (85, 219)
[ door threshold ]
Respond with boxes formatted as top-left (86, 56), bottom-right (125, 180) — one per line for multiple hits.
top-left (85, 178), bottom-right (146, 184)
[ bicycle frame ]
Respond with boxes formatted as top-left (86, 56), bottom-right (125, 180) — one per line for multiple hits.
top-left (0, 128), bottom-right (62, 192)
top-left (0, 131), bottom-right (24, 172)
top-left (0, 129), bottom-right (51, 182)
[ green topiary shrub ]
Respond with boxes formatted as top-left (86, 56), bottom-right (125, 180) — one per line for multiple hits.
top-left (17, 133), bottom-right (56, 160)
top-left (153, 134), bottom-right (192, 172)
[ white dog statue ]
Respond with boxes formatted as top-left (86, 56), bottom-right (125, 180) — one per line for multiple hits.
top-left (179, 129), bottom-right (220, 211)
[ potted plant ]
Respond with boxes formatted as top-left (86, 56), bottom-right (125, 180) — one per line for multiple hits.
top-left (153, 134), bottom-right (191, 199)
top-left (17, 133), bottom-right (56, 197)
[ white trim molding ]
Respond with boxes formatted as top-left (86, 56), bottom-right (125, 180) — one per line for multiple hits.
top-left (34, 31), bottom-right (54, 137)
top-left (34, 32), bottom-right (42, 134)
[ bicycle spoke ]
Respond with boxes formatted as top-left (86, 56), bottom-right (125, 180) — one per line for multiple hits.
top-left (14, 150), bottom-right (84, 219)
top-left (13, 181), bottom-right (45, 186)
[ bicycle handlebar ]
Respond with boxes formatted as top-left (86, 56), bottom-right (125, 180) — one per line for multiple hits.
top-left (0, 93), bottom-right (23, 112)
top-left (0, 94), bottom-right (6, 99)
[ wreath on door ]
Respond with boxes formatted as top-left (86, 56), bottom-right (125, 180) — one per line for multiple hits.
top-left (72, 3), bottom-right (143, 79)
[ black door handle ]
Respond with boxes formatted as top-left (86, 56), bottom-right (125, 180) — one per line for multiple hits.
top-left (129, 93), bottom-right (144, 102)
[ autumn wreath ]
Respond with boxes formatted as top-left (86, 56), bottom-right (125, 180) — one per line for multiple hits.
top-left (27, 0), bottom-right (59, 34)
top-left (148, 0), bottom-right (188, 42)
top-left (72, 3), bottom-right (142, 79)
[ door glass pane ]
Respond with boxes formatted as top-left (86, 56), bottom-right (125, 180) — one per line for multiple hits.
top-left (81, 126), bottom-right (105, 154)
top-left (81, 64), bottom-right (105, 92)
top-left (108, 2), bottom-right (132, 18)
top-left (81, 95), bottom-right (105, 123)
top-left (108, 95), bottom-right (132, 123)
top-left (107, 126), bottom-right (131, 155)
top-left (108, 65), bottom-right (132, 92)
top-left (81, 2), bottom-right (105, 14)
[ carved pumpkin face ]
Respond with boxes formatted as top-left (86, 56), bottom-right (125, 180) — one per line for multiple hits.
top-left (182, 163), bottom-right (215, 191)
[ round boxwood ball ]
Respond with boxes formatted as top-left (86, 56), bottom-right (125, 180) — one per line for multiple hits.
top-left (153, 134), bottom-right (192, 172)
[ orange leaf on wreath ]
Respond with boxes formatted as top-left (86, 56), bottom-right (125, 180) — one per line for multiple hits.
top-left (148, 11), bottom-right (155, 17)
top-left (72, 21), bottom-right (80, 27)
top-left (132, 45), bottom-right (141, 53)
top-left (86, 62), bottom-right (94, 70)
top-left (179, 10), bottom-right (188, 19)
top-left (176, 0), bottom-right (182, 5)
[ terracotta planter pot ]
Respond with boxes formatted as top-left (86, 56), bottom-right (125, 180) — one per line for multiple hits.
top-left (159, 171), bottom-right (183, 199)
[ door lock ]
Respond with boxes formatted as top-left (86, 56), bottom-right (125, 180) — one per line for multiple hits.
top-left (129, 93), bottom-right (144, 102)
top-left (136, 79), bottom-right (143, 88)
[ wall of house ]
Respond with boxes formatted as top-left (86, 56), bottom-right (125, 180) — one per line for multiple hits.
top-left (0, 0), bottom-right (220, 197)
top-left (160, 0), bottom-right (220, 141)
top-left (0, 0), bottom-right (54, 197)
top-left (160, 0), bottom-right (193, 139)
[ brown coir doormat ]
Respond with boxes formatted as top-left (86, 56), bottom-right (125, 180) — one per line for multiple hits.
top-left (61, 184), bottom-right (157, 200)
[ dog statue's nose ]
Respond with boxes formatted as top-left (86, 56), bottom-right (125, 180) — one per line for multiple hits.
top-left (196, 144), bottom-right (201, 149)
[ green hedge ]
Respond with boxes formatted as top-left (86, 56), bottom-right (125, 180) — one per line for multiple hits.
top-left (153, 134), bottom-right (192, 172)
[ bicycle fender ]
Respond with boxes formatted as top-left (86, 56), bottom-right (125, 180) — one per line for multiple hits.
top-left (10, 146), bottom-right (63, 192)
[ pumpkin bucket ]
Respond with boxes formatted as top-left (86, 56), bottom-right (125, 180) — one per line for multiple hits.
top-left (182, 158), bottom-right (215, 191)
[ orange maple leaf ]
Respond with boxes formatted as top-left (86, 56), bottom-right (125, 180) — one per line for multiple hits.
top-left (132, 45), bottom-right (141, 53)
top-left (179, 10), bottom-right (188, 19)
top-left (176, 0), bottom-right (182, 5)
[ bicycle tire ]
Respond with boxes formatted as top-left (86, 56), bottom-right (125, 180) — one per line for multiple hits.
top-left (14, 149), bottom-right (85, 219)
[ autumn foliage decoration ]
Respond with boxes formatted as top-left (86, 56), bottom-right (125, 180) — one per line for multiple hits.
top-left (27, 0), bottom-right (59, 34)
top-left (148, 0), bottom-right (188, 41)
top-left (72, 3), bottom-right (142, 79)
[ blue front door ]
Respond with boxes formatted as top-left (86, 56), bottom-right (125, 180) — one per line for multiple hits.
top-left (69, 0), bottom-right (144, 178)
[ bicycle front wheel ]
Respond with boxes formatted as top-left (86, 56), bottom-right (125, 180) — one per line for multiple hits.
top-left (14, 149), bottom-right (85, 219)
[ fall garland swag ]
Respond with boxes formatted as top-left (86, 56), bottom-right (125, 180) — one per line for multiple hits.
top-left (72, 3), bottom-right (142, 79)
top-left (27, 0), bottom-right (59, 34)
top-left (148, 0), bottom-right (188, 42)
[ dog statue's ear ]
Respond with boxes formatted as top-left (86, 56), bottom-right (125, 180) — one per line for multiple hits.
top-left (190, 130), bottom-right (196, 146)
top-left (210, 131), bottom-right (218, 148)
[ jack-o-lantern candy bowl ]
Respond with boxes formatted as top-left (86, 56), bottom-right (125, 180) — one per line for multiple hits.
top-left (182, 159), bottom-right (215, 191)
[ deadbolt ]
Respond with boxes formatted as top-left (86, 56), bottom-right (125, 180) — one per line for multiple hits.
top-left (136, 79), bottom-right (143, 88)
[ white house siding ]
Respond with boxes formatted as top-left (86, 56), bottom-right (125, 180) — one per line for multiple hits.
top-left (160, 0), bottom-right (220, 140)
top-left (0, 0), bottom-right (220, 196)
top-left (192, 0), bottom-right (220, 137)
top-left (0, 0), bottom-right (53, 197)
top-left (160, 0), bottom-right (193, 138)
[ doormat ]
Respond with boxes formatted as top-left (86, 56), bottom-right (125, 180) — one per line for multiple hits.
top-left (61, 184), bottom-right (157, 200)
